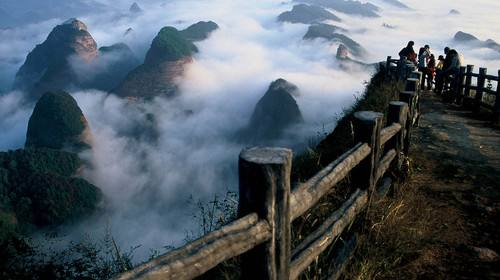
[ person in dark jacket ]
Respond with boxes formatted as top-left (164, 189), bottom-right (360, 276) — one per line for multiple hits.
top-left (435, 47), bottom-right (459, 94)
top-left (399, 41), bottom-right (417, 63)
top-left (418, 45), bottom-right (431, 90)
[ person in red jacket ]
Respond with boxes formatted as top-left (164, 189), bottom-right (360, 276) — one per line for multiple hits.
top-left (426, 54), bottom-right (436, 91)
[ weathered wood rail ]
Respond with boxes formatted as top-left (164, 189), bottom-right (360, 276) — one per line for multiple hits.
top-left (453, 65), bottom-right (500, 125)
top-left (114, 60), bottom-right (420, 280)
top-left (387, 56), bottom-right (500, 125)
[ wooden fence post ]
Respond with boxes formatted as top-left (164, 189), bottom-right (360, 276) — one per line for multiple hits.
top-left (386, 56), bottom-right (392, 77)
top-left (475, 67), bottom-right (487, 113)
top-left (405, 78), bottom-right (420, 93)
top-left (494, 69), bottom-right (500, 126)
top-left (397, 58), bottom-right (404, 80)
top-left (456, 66), bottom-right (467, 104)
top-left (409, 71), bottom-right (422, 84)
top-left (464, 65), bottom-right (474, 99)
top-left (238, 147), bottom-right (292, 280)
top-left (399, 91), bottom-right (416, 154)
top-left (352, 112), bottom-right (383, 192)
top-left (387, 102), bottom-right (409, 170)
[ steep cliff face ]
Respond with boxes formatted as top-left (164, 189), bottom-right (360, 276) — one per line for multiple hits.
top-left (13, 19), bottom-right (97, 99)
top-left (239, 79), bottom-right (303, 144)
top-left (114, 26), bottom-right (198, 98)
top-left (129, 2), bottom-right (143, 14)
top-left (25, 91), bottom-right (91, 151)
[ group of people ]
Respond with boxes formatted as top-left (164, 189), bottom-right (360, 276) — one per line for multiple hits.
top-left (398, 41), bottom-right (463, 94)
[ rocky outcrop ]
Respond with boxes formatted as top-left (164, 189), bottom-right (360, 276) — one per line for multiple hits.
top-left (304, 24), bottom-right (365, 57)
top-left (25, 91), bottom-right (91, 151)
top-left (124, 27), bottom-right (134, 37)
top-left (278, 4), bottom-right (341, 24)
top-left (454, 31), bottom-right (478, 42)
top-left (336, 44), bottom-right (349, 59)
top-left (239, 79), bottom-right (303, 144)
top-left (180, 21), bottom-right (219, 41)
top-left (336, 44), bottom-right (375, 71)
top-left (114, 26), bottom-right (198, 98)
top-left (300, 0), bottom-right (380, 18)
top-left (13, 18), bottom-right (98, 99)
top-left (129, 2), bottom-right (143, 14)
top-left (454, 31), bottom-right (500, 53)
top-left (449, 9), bottom-right (460, 15)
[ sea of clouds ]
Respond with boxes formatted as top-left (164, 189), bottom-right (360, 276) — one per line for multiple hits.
top-left (1, 0), bottom-right (499, 261)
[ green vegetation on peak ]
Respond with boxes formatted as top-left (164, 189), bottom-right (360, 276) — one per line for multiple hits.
top-left (98, 42), bottom-right (132, 53)
top-left (144, 26), bottom-right (198, 65)
top-left (180, 21), bottom-right (219, 41)
top-left (0, 148), bottom-right (101, 234)
top-left (25, 91), bottom-right (90, 151)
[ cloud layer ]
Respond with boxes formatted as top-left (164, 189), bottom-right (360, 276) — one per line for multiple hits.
top-left (1, 0), bottom-right (500, 261)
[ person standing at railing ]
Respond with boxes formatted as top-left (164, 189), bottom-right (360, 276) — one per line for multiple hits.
top-left (399, 41), bottom-right (417, 63)
top-left (436, 55), bottom-right (445, 70)
top-left (426, 54), bottom-right (436, 91)
top-left (418, 45), bottom-right (432, 90)
top-left (435, 47), bottom-right (461, 94)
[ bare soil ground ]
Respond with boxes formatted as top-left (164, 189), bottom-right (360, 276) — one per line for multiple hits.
top-left (396, 91), bottom-right (500, 278)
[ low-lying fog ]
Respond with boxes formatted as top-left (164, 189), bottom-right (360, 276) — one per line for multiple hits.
top-left (1, 0), bottom-right (499, 260)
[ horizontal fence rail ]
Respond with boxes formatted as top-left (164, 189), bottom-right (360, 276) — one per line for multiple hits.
top-left (289, 143), bottom-right (371, 221)
top-left (115, 214), bottom-right (271, 280)
top-left (115, 57), bottom-right (422, 280)
top-left (290, 189), bottom-right (368, 279)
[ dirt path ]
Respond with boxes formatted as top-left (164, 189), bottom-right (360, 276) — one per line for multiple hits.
top-left (404, 91), bottom-right (500, 278)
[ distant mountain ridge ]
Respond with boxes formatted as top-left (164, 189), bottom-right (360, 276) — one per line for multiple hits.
top-left (13, 18), bottom-right (140, 98)
top-left (454, 31), bottom-right (500, 53)
top-left (304, 23), bottom-right (366, 57)
top-left (278, 4), bottom-right (341, 24)
top-left (114, 21), bottom-right (219, 98)
top-left (298, 0), bottom-right (380, 17)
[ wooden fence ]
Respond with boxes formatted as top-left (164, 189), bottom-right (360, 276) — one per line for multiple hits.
top-left (454, 65), bottom-right (500, 124)
top-left (114, 61), bottom-right (421, 280)
top-left (387, 56), bottom-right (500, 125)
